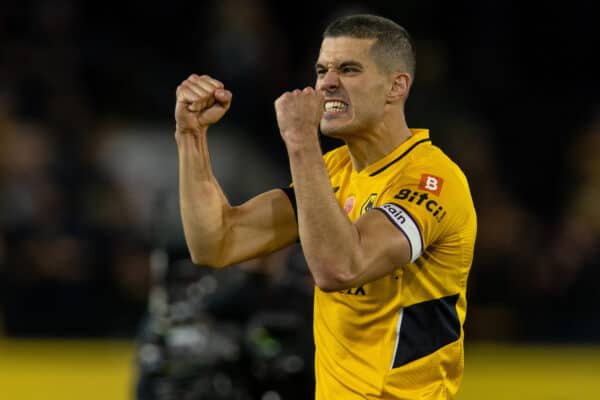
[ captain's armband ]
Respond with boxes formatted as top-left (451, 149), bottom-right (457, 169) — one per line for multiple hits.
top-left (374, 203), bottom-right (423, 263)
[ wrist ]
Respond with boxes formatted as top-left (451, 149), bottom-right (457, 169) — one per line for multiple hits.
top-left (176, 124), bottom-right (208, 136)
top-left (285, 138), bottom-right (323, 160)
top-left (283, 131), bottom-right (321, 154)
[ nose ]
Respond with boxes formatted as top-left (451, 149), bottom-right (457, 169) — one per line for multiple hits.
top-left (317, 69), bottom-right (340, 93)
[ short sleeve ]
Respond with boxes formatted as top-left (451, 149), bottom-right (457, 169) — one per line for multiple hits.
top-left (374, 169), bottom-right (458, 263)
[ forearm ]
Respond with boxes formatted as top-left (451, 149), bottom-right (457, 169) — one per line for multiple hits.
top-left (287, 140), bottom-right (360, 290)
top-left (176, 128), bottom-right (230, 266)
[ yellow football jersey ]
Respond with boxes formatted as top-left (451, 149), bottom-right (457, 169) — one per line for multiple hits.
top-left (313, 129), bottom-right (477, 399)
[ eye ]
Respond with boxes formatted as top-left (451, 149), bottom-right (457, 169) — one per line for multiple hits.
top-left (341, 66), bottom-right (360, 74)
top-left (316, 68), bottom-right (326, 77)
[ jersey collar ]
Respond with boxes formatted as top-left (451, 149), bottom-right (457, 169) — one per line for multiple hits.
top-left (359, 129), bottom-right (431, 177)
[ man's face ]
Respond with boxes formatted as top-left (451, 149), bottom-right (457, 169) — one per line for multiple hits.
top-left (315, 37), bottom-right (391, 138)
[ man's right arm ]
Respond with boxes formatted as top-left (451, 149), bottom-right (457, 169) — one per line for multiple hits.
top-left (175, 74), bottom-right (298, 268)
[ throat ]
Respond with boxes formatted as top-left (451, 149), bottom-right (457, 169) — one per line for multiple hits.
top-left (346, 128), bottom-right (412, 172)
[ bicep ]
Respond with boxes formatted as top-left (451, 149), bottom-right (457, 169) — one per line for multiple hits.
top-left (222, 188), bottom-right (298, 265)
top-left (350, 208), bottom-right (414, 286)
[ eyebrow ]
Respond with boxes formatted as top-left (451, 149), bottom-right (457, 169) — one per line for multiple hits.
top-left (315, 60), bottom-right (364, 70)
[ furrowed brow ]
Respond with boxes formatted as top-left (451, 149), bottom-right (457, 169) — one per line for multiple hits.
top-left (315, 60), bottom-right (363, 70)
top-left (339, 60), bottom-right (363, 69)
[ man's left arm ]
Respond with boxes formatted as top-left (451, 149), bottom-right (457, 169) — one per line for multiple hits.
top-left (275, 88), bottom-right (411, 291)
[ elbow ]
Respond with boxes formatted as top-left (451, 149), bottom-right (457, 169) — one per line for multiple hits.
top-left (190, 253), bottom-right (217, 269)
top-left (188, 245), bottom-right (230, 269)
top-left (185, 227), bottom-right (232, 269)
top-left (311, 262), bottom-right (358, 292)
top-left (314, 279), bottom-right (345, 292)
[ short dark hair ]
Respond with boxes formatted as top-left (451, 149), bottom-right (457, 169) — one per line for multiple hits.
top-left (323, 14), bottom-right (416, 78)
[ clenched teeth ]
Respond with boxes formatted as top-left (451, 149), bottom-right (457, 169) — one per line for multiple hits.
top-left (324, 101), bottom-right (347, 112)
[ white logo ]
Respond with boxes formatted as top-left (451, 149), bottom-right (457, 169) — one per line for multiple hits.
top-left (425, 176), bottom-right (439, 191)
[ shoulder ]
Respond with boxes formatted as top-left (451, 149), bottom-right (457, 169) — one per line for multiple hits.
top-left (403, 142), bottom-right (471, 193)
top-left (384, 142), bottom-right (475, 224)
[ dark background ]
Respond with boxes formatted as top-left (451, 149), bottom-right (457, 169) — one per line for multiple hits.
top-left (1, 0), bottom-right (599, 345)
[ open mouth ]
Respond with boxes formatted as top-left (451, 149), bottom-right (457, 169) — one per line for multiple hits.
top-left (324, 100), bottom-right (348, 113)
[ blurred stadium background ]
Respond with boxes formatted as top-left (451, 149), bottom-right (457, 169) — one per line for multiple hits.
top-left (1, 0), bottom-right (598, 399)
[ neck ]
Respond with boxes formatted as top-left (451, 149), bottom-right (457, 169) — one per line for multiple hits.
top-left (346, 115), bottom-right (412, 172)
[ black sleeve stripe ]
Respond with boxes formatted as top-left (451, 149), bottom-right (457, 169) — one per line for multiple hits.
top-left (280, 187), bottom-right (298, 223)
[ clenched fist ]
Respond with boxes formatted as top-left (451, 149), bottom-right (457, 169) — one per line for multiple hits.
top-left (175, 74), bottom-right (232, 132)
top-left (274, 87), bottom-right (324, 147)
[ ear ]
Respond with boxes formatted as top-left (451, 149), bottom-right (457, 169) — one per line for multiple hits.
top-left (387, 72), bottom-right (411, 102)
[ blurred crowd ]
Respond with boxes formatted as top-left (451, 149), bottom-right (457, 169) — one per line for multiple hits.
top-left (1, 0), bottom-right (598, 349)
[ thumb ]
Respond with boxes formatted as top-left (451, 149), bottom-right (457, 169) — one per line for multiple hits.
top-left (214, 89), bottom-right (232, 105)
